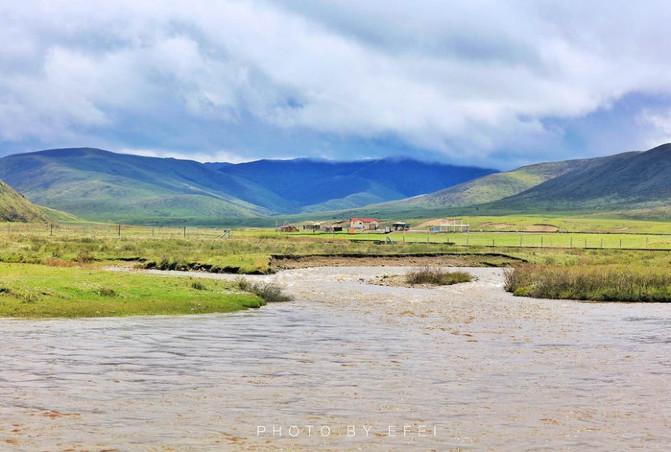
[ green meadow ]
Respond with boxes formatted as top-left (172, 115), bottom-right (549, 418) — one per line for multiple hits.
top-left (2, 214), bottom-right (671, 316)
top-left (0, 263), bottom-right (264, 318)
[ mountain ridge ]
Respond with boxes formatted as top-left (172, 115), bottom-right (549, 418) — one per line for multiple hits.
top-left (0, 147), bottom-right (495, 223)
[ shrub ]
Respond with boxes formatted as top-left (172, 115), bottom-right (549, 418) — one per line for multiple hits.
top-left (76, 251), bottom-right (94, 264)
top-left (405, 266), bottom-right (473, 285)
top-left (94, 287), bottom-right (118, 297)
top-left (234, 277), bottom-right (292, 302)
top-left (190, 280), bottom-right (207, 291)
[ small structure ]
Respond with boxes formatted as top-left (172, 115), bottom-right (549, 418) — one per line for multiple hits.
top-left (322, 220), bottom-right (348, 232)
top-left (302, 222), bottom-right (321, 232)
top-left (277, 224), bottom-right (298, 233)
top-left (430, 219), bottom-right (470, 233)
top-left (392, 222), bottom-right (410, 231)
top-left (350, 217), bottom-right (379, 231)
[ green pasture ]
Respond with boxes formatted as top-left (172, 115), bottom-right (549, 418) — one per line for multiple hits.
top-left (0, 263), bottom-right (264, 318)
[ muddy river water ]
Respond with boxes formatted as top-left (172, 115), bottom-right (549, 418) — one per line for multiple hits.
top-left (1, 266), bottom-right (670, 450)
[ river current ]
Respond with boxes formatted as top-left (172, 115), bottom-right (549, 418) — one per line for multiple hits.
top-left (1, 267), bottom-right (670, 450)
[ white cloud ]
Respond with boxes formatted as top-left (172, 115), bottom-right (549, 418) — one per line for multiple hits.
top-left (120, 147), bottom-right (253, 164)
top-left (1, 0), bottom-right (671, 164)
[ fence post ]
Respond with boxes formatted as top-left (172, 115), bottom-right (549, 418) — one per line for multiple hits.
top-left (183, 226), bottom-right (186, 238)
top-left (50, 223), bottom-right (53, 237)
top-left (541, 236), bottom-right (543, 248)
top-left (117, 224), bottom-right (121, 237)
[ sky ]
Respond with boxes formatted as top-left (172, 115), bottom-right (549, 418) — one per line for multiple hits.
top-left (2, 1), bottom-right (671, 169)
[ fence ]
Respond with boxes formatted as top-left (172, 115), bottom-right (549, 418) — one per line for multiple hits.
top-left (0, 222), bottom-right (232, 240)
top-left (4, 222), bottom-right (671, 251)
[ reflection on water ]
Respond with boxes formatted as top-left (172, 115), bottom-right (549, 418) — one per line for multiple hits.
top-left (0, 267), bottom-right (670, 450)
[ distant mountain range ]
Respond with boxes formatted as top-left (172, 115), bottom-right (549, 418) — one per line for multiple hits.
top-left (364, 143), bottom-right (671, 219)
top-left (208, 157), bottom-right (494, 212)
top-left (5, 144), bottom-right (671, 224)
top-left (388, 158), bottom-right (592, 209)
top-left (0, 148), bottom-right (494, 223)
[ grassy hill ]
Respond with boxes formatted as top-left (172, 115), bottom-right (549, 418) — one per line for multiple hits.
top-left (209, 157), bottom-right (496, 212)
top-left (0, 148), bottom-right (268, 224)
top-left (489, 147), bottom-right (671, 212)
top-left (0, 148), bottom-right (495, 224)
top-left (382, 158), bottom-right (595, 210)
top-left (280, 149), bottom-right (671, 223)
top-left (0, 180), bottom-right (49, 222)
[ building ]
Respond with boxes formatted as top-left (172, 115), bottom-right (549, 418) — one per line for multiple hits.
top-left (392, 222), bottom-right (410, 231)
top-left (322, 220), bottom-right (348, 232)
top-left (277, 224), bottom-right (299, 232)
top-left (350, 217), bottom-right (379, 231)
top-left (302, 222), bottom-right (321, 232)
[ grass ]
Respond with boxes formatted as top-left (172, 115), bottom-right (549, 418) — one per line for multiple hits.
top-left (504, 265), bottom-right (671, 302)
top-left (0, 263), bottom-right (265, 318)
top-left (3, 218), bottom-right (671, 312)
top-left (234, 277), bottom-right (293, 302)
top-left (405, 267), bottom-right (473, 285)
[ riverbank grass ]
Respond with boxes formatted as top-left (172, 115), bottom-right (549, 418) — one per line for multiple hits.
top-left (0, 263), bottom-right (265, 318)
top-left (505, 265), bottom-right (671, 302)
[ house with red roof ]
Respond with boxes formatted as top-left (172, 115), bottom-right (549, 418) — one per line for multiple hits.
top-left (350, 217), bottom-right (379, 231)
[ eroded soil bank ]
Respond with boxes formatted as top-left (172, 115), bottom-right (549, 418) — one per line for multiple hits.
top-left (269, 252), bottom-right (523, 270)
top-left (1, 266), bottom-right (670, 450)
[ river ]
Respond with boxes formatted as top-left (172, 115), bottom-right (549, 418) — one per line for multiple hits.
top-left (1, 267), bottom-right (670, 450)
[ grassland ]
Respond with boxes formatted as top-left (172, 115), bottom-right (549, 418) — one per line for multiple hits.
top-left (0, 263), bottom-right (265, 318)
top-left (2, 216), bottom-right (671, 314)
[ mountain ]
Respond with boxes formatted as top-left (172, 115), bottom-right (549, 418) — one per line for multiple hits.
top-left (386, 158), bottom-right (591, 210)
top-left (490, 145), bottom-right (671, 212)
top-left (208, 158), bottom-right (496, 212)
top-left (0, 148), bottom-right (494, 224)
top-left (0, 180), bottom-right (49, 222)
top-left (0, 148), bottom-right (268, 224)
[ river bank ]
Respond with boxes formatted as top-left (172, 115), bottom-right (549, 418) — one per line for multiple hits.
top-left (2, 266), bottom-right (670, 450)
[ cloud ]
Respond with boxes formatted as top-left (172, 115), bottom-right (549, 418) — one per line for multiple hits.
top-left (1, 0), bottom-right (671, 166)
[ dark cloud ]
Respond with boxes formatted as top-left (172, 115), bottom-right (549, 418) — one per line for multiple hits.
top-left (1, 0), bottom-right (671, 167)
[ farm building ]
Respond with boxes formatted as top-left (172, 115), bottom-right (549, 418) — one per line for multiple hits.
top-left (302, 222), bottom-right (322, 232)
top-left (392, 222), bottom-right (410, 231)
top-left (322, 220), bottom-right (348, 232)
top-left (277, 224), bottom-right (299, 232)
top-left (350, 217), bottom-right (379, 231)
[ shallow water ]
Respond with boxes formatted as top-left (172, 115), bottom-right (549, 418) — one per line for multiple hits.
top-left (1, 267), bottom-right (670, 450)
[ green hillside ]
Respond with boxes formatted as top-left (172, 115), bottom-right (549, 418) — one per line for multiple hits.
top-left (0, 148), bottom-right (495, 224)
top-left (490, 147), bottom-right (671, 212)
top-left (0, 148), bottom-right (268, 224)
top-left (387, 158), bottom-right (594, 209)
top-left (0, 180), bottom-right (49, 222)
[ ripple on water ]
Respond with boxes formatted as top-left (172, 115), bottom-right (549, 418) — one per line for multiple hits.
top-left (0, 267), bottom-right (670, 450)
